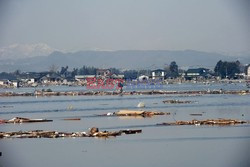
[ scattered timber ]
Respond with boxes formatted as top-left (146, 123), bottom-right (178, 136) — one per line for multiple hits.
top-left (157, 119), bottom-right (248, 126)
top-left (1, 117), bottom-right (53, 124)
top-left (0, 127), bottom-right (142, 139)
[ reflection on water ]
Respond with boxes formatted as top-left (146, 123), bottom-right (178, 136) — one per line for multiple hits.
top-left (0, 84), bottom-right (250, 167)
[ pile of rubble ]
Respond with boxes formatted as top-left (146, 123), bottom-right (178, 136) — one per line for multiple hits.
top-left (0, 127), bottom-right (142, 139)
top-left (0, 117), bottom-right (52, 124)
top-left (100, 110), bottom-right (170, 117)
top-left (157, 119), bottom-right (248, 126)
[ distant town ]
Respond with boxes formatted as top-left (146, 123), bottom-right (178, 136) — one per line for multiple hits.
top-left (0, 60), bottom-right (250, 88)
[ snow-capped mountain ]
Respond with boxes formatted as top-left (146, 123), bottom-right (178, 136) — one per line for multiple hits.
top-left (0, 43), bottom-right (56, 60)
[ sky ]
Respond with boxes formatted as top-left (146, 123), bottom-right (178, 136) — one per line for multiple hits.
top-left (0, 0), bottom-right (249, 56)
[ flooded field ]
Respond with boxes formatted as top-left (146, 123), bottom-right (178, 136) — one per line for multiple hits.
top-left (0, 84), bottom-right (250, 167)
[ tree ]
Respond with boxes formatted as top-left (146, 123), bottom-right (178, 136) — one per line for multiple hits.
top-left (214, 60), bottom-right (223, 76)
top-left (71, 68), bottom-right (79, 77)
top-left (123, 70), bottom-right (138, 80)
top-left (78, 66), bottom-right (97, 75)
top-left (60, 66), bottom-right (68, 75)
top-left (169, 61), bottom-right (179, 78)
top-left (109, 68), bottom-right (120, 75)
top-left (13, 70), bottom-right (21, 76)
top-left (49, 64), bottom-right (59, 73)
top-left (214, 60), bottom-right (240, 79)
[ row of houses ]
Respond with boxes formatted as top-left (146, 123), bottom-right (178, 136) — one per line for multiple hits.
top-left (139, 68), bottom-right (211, 81)
top-left (0, 73), bottom-right (20, 88)
top-left (1, 66), bottom-right (250, 88)
top-left (0, 69), bottom-right (125, 88)
top-left (0, 72), bottom-right (69, 88)
top-left (140, 66), bottom-right (250, 81)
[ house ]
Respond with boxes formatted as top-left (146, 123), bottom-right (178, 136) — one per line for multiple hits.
top-left (96, 69), bottom-right (111, 78)
top-left (185, 68), bottom-right (209, 79)
top-left (151, 69), bottom-right (165, 80)
top-left (247, 65), bottom-right (250, 79)
top-left (19, 72), bottom-right (48, 84)
top-left (40, 73), bottom-right (63, 83)
top-left (0, 73), bottom-right (19, 87)
top-left (110, 74), bottom-right (125, 79)
top-left (12, 80), bottom-right (20, 87)
top-left (0, 79), bottom-right (9, 86)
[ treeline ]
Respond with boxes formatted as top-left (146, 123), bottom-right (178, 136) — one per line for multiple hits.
top-left (59, 66), bottom-right (139, 79)
top-left (214, 60), bottom-right (242, 79)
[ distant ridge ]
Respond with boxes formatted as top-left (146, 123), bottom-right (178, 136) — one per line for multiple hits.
top-left (0, 50), bottom-right (248, 72)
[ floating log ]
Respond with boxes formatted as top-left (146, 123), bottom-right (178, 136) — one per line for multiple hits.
top-left (116, 110), bottom-right (144, 116)
top-left (190, 114), bottom-right (203, 116)
top-left (163, 100), bottom-right (194, 104)
top-left (157, 119), bottom-right (248, 126)
top-left (111, 110), bottom-right (170, 117)
top-left (3, 117), bottom-right (53, 124)
top-left (63, 118), bottom-right (81, 121)
top-left (120, 129), bottom-right (142, 134)
top-left (91, 131), bottom-right (122, 138)
top-left (0, 128), bottom-right (142, 139)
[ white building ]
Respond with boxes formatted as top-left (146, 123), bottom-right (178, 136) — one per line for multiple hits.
top-left (247, 66), bottom-right (250, 78)
top-left (151, 69), bottom-right (165, 80)
top-left (75, 75), bottom-right (95, 81)
top-left (12, 81), bottom-right (19, 88)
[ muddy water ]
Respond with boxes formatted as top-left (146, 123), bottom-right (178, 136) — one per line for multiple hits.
top-left (0, 85), bottom-right (250, 167)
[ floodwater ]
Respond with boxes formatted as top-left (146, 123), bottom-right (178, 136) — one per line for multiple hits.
top-left (0, 84), bottom-right (250, 167)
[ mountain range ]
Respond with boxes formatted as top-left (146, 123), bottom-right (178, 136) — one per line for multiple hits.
top-left (0, 50), bottom-right (249, 72)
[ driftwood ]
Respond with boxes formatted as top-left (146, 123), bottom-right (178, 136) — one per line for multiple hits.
top-left (190, 114), bottom-right (203, 116)
top-left (157, 119), bottom-right (248, 126)
top-left (63, 118), bottom-right (81, 121)
top-left (0, 128), bottom-right (142, 139)
top-left (1, 117), bottom-right (53, 124)
top-left (100, 110), bottom-right (170, 117)
top-left (163, 100), bottom-right (194, 104)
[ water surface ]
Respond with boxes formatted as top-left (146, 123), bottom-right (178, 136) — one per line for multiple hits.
top-left (0, 84), bottom-right (249, 167)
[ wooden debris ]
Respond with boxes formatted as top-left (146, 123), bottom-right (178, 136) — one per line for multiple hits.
top-left (116, 110), bottom-right (144, 116)
top-left (0, 128), bottom-right (142, 139)
top-left (157, 119), bottom-right (248, 126)
top-left (163, 100), bottom-right (194, 104)
top-left (120, 129), bottom-right (142, 134)
top-left (102, 110), bottom-right (170, 117)
top-left (190, 114), bottom-right (203, 116)
top-left (63, 118), bottom-right (81, 121)
top-left (89, 127), bottom-right (99, 135)
top-left (3, 117), bottom-right (53, 124)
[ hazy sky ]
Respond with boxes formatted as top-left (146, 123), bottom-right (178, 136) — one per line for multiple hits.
top-left (0, 0), bottom-right (249, 54)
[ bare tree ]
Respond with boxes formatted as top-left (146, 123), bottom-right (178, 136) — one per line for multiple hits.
top-left (49, 64), bottom-right (59, 73)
